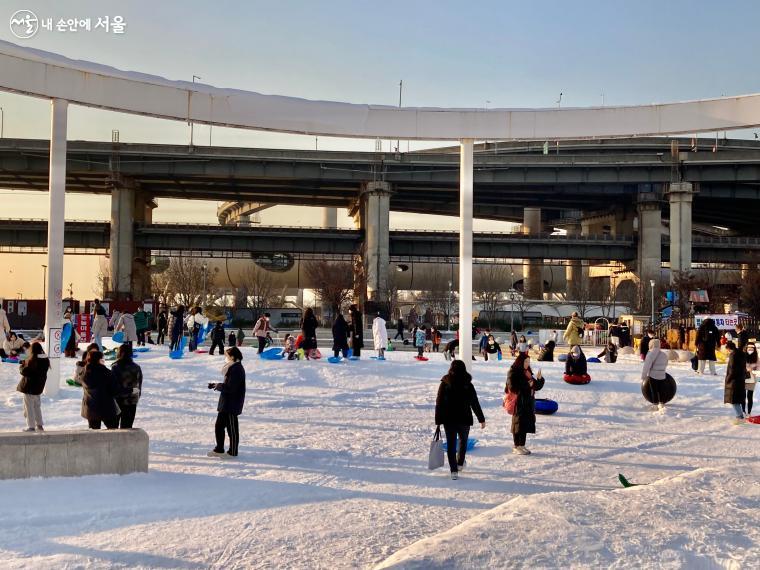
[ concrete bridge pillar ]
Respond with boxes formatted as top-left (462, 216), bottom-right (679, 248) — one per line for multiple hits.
top-left (636, 191), bottom-right (662, 290)
top-left (359, 182), bottom-right (391, 305)
top-left (667, 182), bottom-right (694, 280)
top-left (522, 207), bottom-right (544, 299)
top-left (109, 178), bottom-right (155, 300)
top-left (564, 218), bottom-right (584, 293)
top-left (322, 207), bottom-right (338, 228)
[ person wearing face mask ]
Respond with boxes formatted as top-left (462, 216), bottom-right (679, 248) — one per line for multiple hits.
top-left (506, 353), bottom-right (544, 455)
top-left (641, 339), bottom-right (670, 409)
top-left (564, 345), bottom-right (590, 384)
top-left (208, 347), bottom-right (246, 458)
top-left (517, 335), bottom-right (529, 355)
top-left (743, 343), bottom-right (758, 417)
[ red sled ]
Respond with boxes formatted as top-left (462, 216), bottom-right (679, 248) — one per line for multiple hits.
top-left (563, 373), bottom-right (591, 385)
top-left (415, 356), bottom-right (429, 361)
top-left (747, 416), bottom-right (760, 425)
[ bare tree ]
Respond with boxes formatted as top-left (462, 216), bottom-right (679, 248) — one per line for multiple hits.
top-left (305, 260), bottom-right (354, 315)
top-left (239, 264), bottom-right (276, 315)
top-left (94, 267), bottom-right (110, 298)
top-left (474, 264), bottom-right (508, 327)
top-left (414, 266), bottom-right (453, 327)
top-left (150, 257), bottom-right (212, 307)
top-left (740, 267), bottom-right (760, 318)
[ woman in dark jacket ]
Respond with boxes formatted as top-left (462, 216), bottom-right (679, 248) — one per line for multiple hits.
top-left (17, 342), bottom-right (50, 431)
top-left (565, 345), bottom-right (588, 376)
top-left (208, 347), bottom-right (246, 458)
top-left (537, 340), bottom-right (555, 362)
top-left (506, 353), bottom-right (544, 455)
top-left (348, 304), bottom-right (364, 358)
top-left (332, 314), bottom-right (350, 358)
top-left (110, 344), bottom-right (143, 429)
top-left (300, 307), bottom-right (319, 359)
top-left (724, 341), bottom-right (746, 422)
top-left (168, 305), bottom-right (185, 351)
top-left (81, 350), bottom-right (121, 429)
top-left (434, 360), bottom-right (485, 479)
top-left (696, 317), bottom-right (720, 375)
top-left (483, 334), bottom-right (502, 361)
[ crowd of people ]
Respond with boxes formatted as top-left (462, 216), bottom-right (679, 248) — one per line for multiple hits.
top-left (3, 299), bottom-right (757, 467)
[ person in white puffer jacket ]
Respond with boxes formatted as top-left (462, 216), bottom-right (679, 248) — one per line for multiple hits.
top-left (641, 339), bottom-right (669, 408)
top-left (372, 313), bottom-right (388, 360)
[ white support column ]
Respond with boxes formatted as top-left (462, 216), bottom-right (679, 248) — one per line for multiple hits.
top-left (322, 207), bottom-right (337, 228)
top-left (459, 139), bottom-right (474, 367)
top-left (44, 99), bottom-right (68, 397)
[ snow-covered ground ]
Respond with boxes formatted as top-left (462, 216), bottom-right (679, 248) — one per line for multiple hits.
top-left (0, 343), bottom-right (758, 569)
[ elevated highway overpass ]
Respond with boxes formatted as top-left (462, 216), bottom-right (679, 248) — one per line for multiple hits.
top-left (1, 219), bottom-right (758, 265)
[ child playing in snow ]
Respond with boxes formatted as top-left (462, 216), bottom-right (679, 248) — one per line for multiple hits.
top-left (415, 326), bottom-right (426, 358)
top-left (282, 334), bottom-right (296, 360)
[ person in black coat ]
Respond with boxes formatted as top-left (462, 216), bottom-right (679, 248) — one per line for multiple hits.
top-left (618, 324), bottom-right (631, 348)
top-left (299, 307), bottom-right (319, 359)
top-left (395, 317), bottom-right (404, 341)
top-left (157, 308), bottom-right (168, 345)
top-left (735, 323), bottom-right (750, 352)
top-left (209, 321), bottom-right (226, 355)
top-left (208, 347), bottom-right (246, 457)
top-left (639, 330), bottom-right (653, 360)
top-left (434, 360), bottom-right (485, 479)
top-left (506, 353), bottom-right (544, 454)
top-left (110, 344), bottom-right (143, 429)
top-left (565, 345), bottom-right (588, 376)
top-left (348, 304), bottom-right (364, 358)
top-left (80, 350), bottom-right (121, 429)
top-left (537, 340), bottom-right (555, 362)
top-left (168, 305), bottom-right (185, 351)
top-left (332, 314), bottom-right (350, 358)
top-left (724, 341), bottom-right (746, 421)
top-left (483, 334), bottom-right (502, 361)
top-left (696, 318), bottom-right (720, 375)
top-left (17, 342), bottom-right (50, 431)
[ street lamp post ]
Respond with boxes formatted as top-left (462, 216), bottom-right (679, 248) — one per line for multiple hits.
top-left (202, 263), bottom-right (208, 305)
top-left (650, 279), bottom-right (656, 326)
top-left (0, 106), bottom-right (4, 138)
top-left (447, 280), bottom-right (452, 332)
top-left (41, 264), bottom-right (47, 300)
top-left (611, 274), bottom-right (617, 320)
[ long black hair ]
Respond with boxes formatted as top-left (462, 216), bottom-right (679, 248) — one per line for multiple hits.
top-left (746, 343), bottom-right (758, 365)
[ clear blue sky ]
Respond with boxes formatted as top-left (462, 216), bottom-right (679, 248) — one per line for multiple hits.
top-left (1, 0), bottom-right (759, 297)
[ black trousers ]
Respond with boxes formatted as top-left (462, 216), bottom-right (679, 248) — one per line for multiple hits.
top-left (443, 424), bottom-right (470, 472)
top-left (170, 335), bottom-right (179, 351)
top-left (209, 340), bottom-right (224, 355)
top-left (334, 348), bottom-right (349, 358)
top-left (137, 330), bottom-right (145, 346)
top-left (513, 432), bottom-right (527, 447)
top-left (257, 336), bottom-right (266, 354)
top-left (157, 329), bottom-right (166, 345)
top-left (118, 404), bottom-right (137, 429)
top-left (417, 346), bottom-right (424, 357)
top-left (215, 412), bottom-right (240, 456)
top-left (394, 330), bottom-right (404, 340)
top-left (743, 390), bottom-right (754, 415)
top-left (89, 416), bottom-right (119, 430)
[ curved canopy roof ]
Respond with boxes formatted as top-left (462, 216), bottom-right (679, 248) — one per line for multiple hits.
top-left (2, 39), bottom-right (760, 141)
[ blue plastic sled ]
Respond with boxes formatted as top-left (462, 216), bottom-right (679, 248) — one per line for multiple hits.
top-left (60, 322), bottom-right (73, 352)
top-left (557, 353), bottom-right (568, 362)
top-left (134, 347), bottom-right (150, 353)
top-left (497, 352), bottom-right (502, 361)
top-left (112, 331), bottom-right (124, 343)
top-left (370, 356), bottom-right (386, 361)
top-left (442, 438), bottom-right (479, 452)
top-left (535, 398), bottom-right (559, 415)
top-left (348, 356), bottom-right (360, 361)
top-left (169, 336), bottom-right (187, 360)
top-left (587, 357), bottom-right (601, 363)
top-left (2, 357), bottom-right (19, 364)
top-left (327, 356), bottom-right (343, 363)
top-left (260, 347), bottom-right (284, 360)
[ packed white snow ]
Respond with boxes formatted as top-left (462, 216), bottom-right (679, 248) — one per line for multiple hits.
top-left (0, 342), bottom-right (758, 569)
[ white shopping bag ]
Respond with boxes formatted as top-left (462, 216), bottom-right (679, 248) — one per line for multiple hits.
top-left (428, 426), bottom-right (445, 470)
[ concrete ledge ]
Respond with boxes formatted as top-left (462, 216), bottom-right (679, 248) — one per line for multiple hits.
top-left (0, 429), bottom-right (149, 480)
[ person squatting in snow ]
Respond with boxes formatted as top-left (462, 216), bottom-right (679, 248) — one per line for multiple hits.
top-left (208, 346), bottom-right (246, 458)
top-left (434, 360), bottom-right (486, 480)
